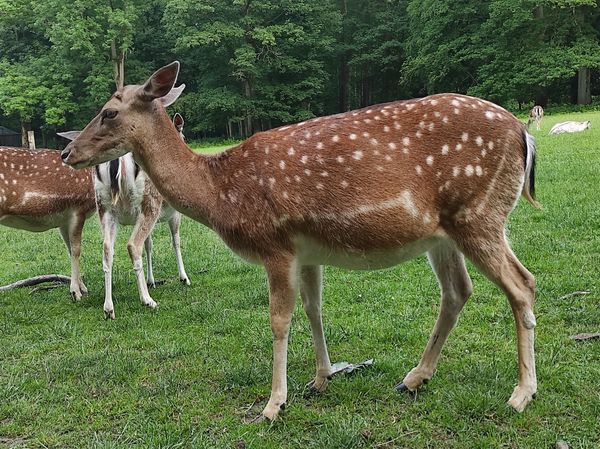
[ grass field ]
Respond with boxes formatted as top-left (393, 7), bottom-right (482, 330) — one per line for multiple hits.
top-left (1, 110), bottom-right (599, 449)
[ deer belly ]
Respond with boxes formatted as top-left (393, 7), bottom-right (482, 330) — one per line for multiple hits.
top-left (293, 235), bottom-right (442, 270)
top-left (0, 210), bottom-right (74, 232)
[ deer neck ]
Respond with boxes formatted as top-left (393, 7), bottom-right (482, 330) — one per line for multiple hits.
top-left (131, 109), bottom-right (217, 227)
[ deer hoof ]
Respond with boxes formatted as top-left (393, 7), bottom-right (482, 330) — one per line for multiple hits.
top-left (71, 290), bottom-right (82, 302)
top-left (261, 401), bottom-right (285, 421)
top-left (180, 277), bottom-right (191, 286)
top-left (104, 309), bottom-right (115, 320)
top-left (305, 376), bottom-right (329, 395)
top-left (144, 299), bottom-right (158, 309)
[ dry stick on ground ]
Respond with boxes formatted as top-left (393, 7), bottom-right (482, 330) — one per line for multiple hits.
top-left (558, 291), bottom-right (591, 300)
top-left (0, 275), bottom-right (71, 292)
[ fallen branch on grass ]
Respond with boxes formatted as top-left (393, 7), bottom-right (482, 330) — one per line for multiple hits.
top-left (0, 275), bottom-right (71, 292)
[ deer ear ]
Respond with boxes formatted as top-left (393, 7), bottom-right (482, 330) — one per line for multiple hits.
top-left (139, 61), bottom-right (180, 102)
top-left (173, 113), bottom-right (184, 129)
top-left (57, 131), bottom-right (82, 141)
top-left (159, 84), bottom-right (186, 107)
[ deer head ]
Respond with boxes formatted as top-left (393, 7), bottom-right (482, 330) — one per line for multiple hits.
top-left (61, 62), bottom-right (183, 168)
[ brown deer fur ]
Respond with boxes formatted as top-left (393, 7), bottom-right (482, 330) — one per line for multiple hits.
top-left (0, 147), bottom-right (95, 299)
top-left (62, 62), bottom-right (540, 420)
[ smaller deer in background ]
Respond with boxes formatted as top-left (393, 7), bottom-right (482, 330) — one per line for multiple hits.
top-left (59, 92), bottom-right (190, 319)
top-left (0, 147), bottom-right (96, 299)
top-left (527, 105), bottom-right (544, 131)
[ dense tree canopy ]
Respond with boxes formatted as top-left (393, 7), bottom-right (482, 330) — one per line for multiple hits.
top-left (1, 0), bottom-right (599, 143)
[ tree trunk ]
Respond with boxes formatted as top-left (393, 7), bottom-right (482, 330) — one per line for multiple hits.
top-left (111, 40), bottom-right (125, 90)
top-left (577, 67), bottom-right (591, 105)
top-left (20, 120), bottom-right (31, 148)
top-left (339, 53), bottom-right (350, 112)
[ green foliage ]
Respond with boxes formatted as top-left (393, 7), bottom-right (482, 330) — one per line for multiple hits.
top-left (0, 0), bottom-right (599, 139)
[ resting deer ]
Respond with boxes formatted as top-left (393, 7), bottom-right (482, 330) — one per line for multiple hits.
top-left (62, 62), bottom-right (540, 420)
top-left (59, 107), bottom-right (190, 319)
top-left (0, 147), bottom-right (95, 299)
top-left (527, 105), bottom-right (544, 131)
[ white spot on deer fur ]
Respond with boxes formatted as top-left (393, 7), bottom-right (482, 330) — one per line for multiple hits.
top-left (321, 171), bottom-right (329, 177)
top-left (283, 191), bottom-right (289, 199)
top-left (441, 144), bottom-right (449, 155)
top-left (394, 122), bottom-right (401, 130)
top-left (304, 169), bottom-right (312, 176)
top-left (456, 143), bottom-right (463, 151)
top-left (280, 126), bottom-right (290, 131)
top-left (453, 166), bottom-right (461, 177)
top-left (406, 103), bottom-right (415, 111)
top-left (475, 166), bottom-right (483, 176)
top-left (443, 116), bottom-right (449, 124)
top-left (301, 155), bottom-right (309, 164)
top-left (416, 131), bottom-right (423, 138)
top-left (279, 160), bottom-right (286, 170)
top-left (316, 142), bottom-right (324, 150)
top-left (316, 155), bottom-right (325, 164)
top-left (288, 147), bottom-right (295, 155)
top-left (305, 131), bottom-right (312, 139)
top-left (294, 175), bottom-right (301, 182)
top-left (364, 119), bottom-right (372, 124)
top-left (353, 150), bottom-right (363, 160)
top-left (383, 126), bottom-right (390, 133)
top-left (376, 165), bottom-right (384, 171)
top-left (336, 156), bottom-right (345, 163)
top-left (316, 183), bottom-right (324, 189)
top-left (403, 137), bottom-right (410, 146)
top-left (296, 121), bottom-right (306, 127)
top-left (481, 149), bottom-right (487, 157)
top-left (428, 122), bottom-right (435, 132)
top-left (485, 111), bottom-right (495, 120)
top-left (488, 141), bottom-right (494, 150)
top-left (269, 178), bottom-right (276, 188)
top-left (423, 212), bottom-right (432, 224)
top-left (12, 180), bottom-right (16, 185)
top-left (362, 132), bottom-right (370, 138)
top-left (384, 155), bottom-right (392, 161)
top-left (332, 135), bottom-right (340, 143)
top-left (402, 147), bottom-right (409, 154)
top-left (465, 165), bottom-right (474, 177)
top-left (373, 150), bottom-right (380, 156)
top-left (370, 138), bottom-right (378, 146)
top-left (461, 132), bottom-right (469, 142)
top-left (452, 99), bottom-right (460, 107)
top-left (219, 191), bottom-right (226, 200)
top-left (375, 116), bottom-right (381, 120)
top-left (419, 121), bottom-right (426, 129)
top-left (388, 143), bottom-right (397, 150)
top-left (475, 136), bottom-right (484, 146)
top-left (454, 108), bottom-right (460, 115)
top-left (349, 133), bottom-right (357, 140)
top-left (341, 180), bottom-right (349, 188)
top-left (415, 165), bottom-right (423, 175)
top-left (300, 139), bottom-right (307, 145)
top-left (366, 109), bottom-right (373, 114)
top-left (426, 155), bottom-right (434, 166)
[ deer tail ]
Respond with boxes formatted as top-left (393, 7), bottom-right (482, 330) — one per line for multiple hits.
top-left (522, 130), bottom-right (541, 208)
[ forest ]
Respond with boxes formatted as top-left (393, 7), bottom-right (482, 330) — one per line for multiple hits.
top-left (1, 0), bottom-right (599, 145)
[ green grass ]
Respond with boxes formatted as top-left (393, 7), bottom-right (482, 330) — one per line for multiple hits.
top-left (1, 111), bottom-right (600, 449)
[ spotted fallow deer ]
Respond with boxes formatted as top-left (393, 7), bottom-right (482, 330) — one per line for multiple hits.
top-left (0, 147), bottom-right (95, 299)
top-left (62, 62), bottom-right (540, 420)
top-left (527, 105), bottom-right (544, 131)
top-left (58, 101), bottom-right (190, 319)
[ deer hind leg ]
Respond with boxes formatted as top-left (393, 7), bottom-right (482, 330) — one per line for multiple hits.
top-left (300, 265), bottom-right (333, 393)
top-left (397, 240), bottom-right (473, 393)
top-left (455, 230), bottom-right (536, 412)
top-left (168, 212), bottom-right (190, 285)
top-left (144, 235), bottom-right (155, 287)
top-left (262, 255), bottom-right (298, 421)
top-left (127, 212), bottom-right (160, 310)
top-left (59, 213), bottom-right (87, 301)
top-left (100, 210), bottom-right (118, 320)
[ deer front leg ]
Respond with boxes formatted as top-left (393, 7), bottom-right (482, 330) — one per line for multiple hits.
top-left (144, 235), bottom-right (155, 287)
top-left (127, 212), bottom-right (160, 310)
top-left (262, 256), bottom-right (298, 421)
top-left (300, 265), bottom-right (332, 393)
top-left (168, 213), bottom-right (190, 285)
top-left (100, 210), bottom-right (118, 319)
top-left (59, 213), bottom-right (87, 301)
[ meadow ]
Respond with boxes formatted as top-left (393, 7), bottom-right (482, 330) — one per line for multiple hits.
top-left (0, 110), bottom-right (599, 448)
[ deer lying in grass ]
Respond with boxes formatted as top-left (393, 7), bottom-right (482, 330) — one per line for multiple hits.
top-left (62, 62), bottom-right (540, 420)
top-left (527, 105), bottom-right (544, 131)
top-left (59, 105), bottom-right (190, 319)
top-left (0, 147), bottom-right (95, 299)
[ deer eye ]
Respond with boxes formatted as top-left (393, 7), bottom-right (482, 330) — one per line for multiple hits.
top-left (102, 109), bottom-right (118, 121)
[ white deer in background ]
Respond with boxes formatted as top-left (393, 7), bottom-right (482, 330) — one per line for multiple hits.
top-left (58, 91), bottom-right (190, 319)
top-left (527, 105), bottom-right (544, 131)
top-left (0, 147), bottom-right (96, 299)
top-left (62, 62), bottom-right (540, 420)
top-left (549, 120), bottom-right (590, 135)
